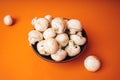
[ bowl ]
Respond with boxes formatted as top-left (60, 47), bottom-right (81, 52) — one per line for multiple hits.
top-left (31, 29), bottom-right (88, 63)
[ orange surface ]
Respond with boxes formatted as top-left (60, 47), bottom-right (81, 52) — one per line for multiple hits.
top-left (0, 0), bottom-right (120, 80)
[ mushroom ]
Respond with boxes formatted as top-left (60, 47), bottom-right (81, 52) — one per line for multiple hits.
top-left (34, 18), bottom-right (49, 32)
top-left (37, 40), bottom-right (50, 56)
top-left (84, 55), bottom-right (101, 72)
top-left (51, 17), bottom-right (66, 34)
top-left (31, 17), bottom-right (38, 26)
top-left (67, 19), bottom-right (82, 34)
top-left (70, 34), bottom-right (86, 46)
top-left (65, 40), bottom-right (81, 57)
top-left (77, 31), bottom-right (82, 36)
top-left (55, 33), bottom-right (69, 47)
top-left (43, 28), bottom-right (56, 39)
top-left (44, 38), bottom-right (59, 54)
top-left (28, 30), bottom-right (43, 45)
top-left (44, 15), bottom-right (53, 22)
top-left (4, 15), bottom-right (13, 26)
top-left (63, 18), bottom-right (69, 26)
top-left (51, 49), bottom-right (67, 61)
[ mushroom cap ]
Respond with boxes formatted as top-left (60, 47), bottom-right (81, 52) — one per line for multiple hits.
top-left (51, 17), bottom-right (66, 33)
top-left (37, 41), bottom-right (50, 56)
top-left (44, 15), bottom-right (53, 22)
top-left (65, 40), bottom-right (81, 57)
top-left (70, 35), bottom-right (86, 46)
top-left (84, 55), bottom-right (101, 72)
top-left (28, 30), bottom-right (43, 44)
top-left (31, 17), bottom-right (38, 26)
top-left (55, 33), bottom-right (69, 47)
top-left (44, 38), bottom-right (59, 54)
top-left (67, 19), bottom-right (82, 34)
top-left (51, 49), bottom-right (67, 61)
top-left (4, 15), bottom-right (13, 26)
top-left (34, 18), bottom-right (49, 32)
top-left (43, 28), bottom-right (56, 39)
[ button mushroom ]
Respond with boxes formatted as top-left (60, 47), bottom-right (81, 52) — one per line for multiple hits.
top-left (84, 55), bottom-right (101, 72)
top-left (67, 19), bottom-right (82, 34)
top-left (4, 15), bottom-right (13, 26)
top-left (31, 17), bottom-right (38, 26)
top-left (65, 40), bottom-right (81, 57)
top-left (70, 34), bottom-right (86, 46)
top-left (77, 31), bottom-right (82, 37)
top-left (28, 30), bottom-right (43, 45)
top-left (51, 49), bottom-right (67, 62)
top-left (43, 28), bottom-right (56, 39)
top-left (44, 15), bottom-right (53, 22)
top-left (55, 33), bottom-right (69, 47)
top-left (37, 40), bottom-right (50, 56)
top-left (34, 18), bottom-right (49, 32)
top-left (51, 17), bottom-right (66, 34)
top-left (44, 38), bottom-right (59, 54)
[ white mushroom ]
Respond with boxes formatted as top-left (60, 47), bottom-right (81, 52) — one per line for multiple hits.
top-left (4, 15), bottom-right (13, 26)
top-left (51, 49), bottom-right (67, 61)
top-left (65, 40), bottom-right (81, 57)
top-left (34, 18), bottom-right (49, 32)
top-left (67, 19), bottom-right (82, 34)
top-left (55, 33), bottom-right (69, 47)
top-left (77, 31), bottom-right (82, 37)
top-left (44, 38), bottom-right (59, 54)
top-left (64, 18), bottom-right (69, 26)
top-left (28, 30), bottom-right (43, 45)
top-left (43, 28), bottom-right (56, 39)
top-left (31, 17), bottom-right (38, 26)
top-left (37, 40), bottom-right (50, 56)
top-left (84, 55), bottom-right (101, 72)
top-left (44, 15), bottom-right (53, 22)
top-left (70, 34), bottom-right (86, 46)
top-left (51, 17), bottom-right (66, 34)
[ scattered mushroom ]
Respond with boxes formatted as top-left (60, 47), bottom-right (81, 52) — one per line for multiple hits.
top-left (51, 17), bottom-right (66, 34)
top-left (55, 33), bottom-right (69, 47)
top-left (67, 19), bottom-right (82, 34)
top-left (84, 55), bottom-right (101, 72)
top-left (4, 15), bottom-right (13, 26)
top-left (70, 34), bottom-right (86, 46)
top-left (65, 40), bottom-right (81, 57)
top-left (43, 28), bottom-right (56, 39)
top-left (51, 49), bottom-right (67, 61)
top-left (28, 30), bottom-right (43, 45)
top-left (37, 40), bottom-right (50, 56)
top-left (44, 15), bottom-right (53, 22)
top-left (44, 38), bottom-right (59, 54)
top-left (34, 18), bottom-right (49, 32)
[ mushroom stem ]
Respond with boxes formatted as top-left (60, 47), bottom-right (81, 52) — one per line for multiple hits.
top-left (65, 40), bottom-right (81, 57)
top-left (70, 29), bottom-right (77, 34)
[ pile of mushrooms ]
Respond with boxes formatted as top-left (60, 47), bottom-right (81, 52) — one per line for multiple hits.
top-left (28, 15), bottom-right (87, 62)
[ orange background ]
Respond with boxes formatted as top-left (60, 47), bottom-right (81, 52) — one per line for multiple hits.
top-left (0, 0), bottom-right (120, 80)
